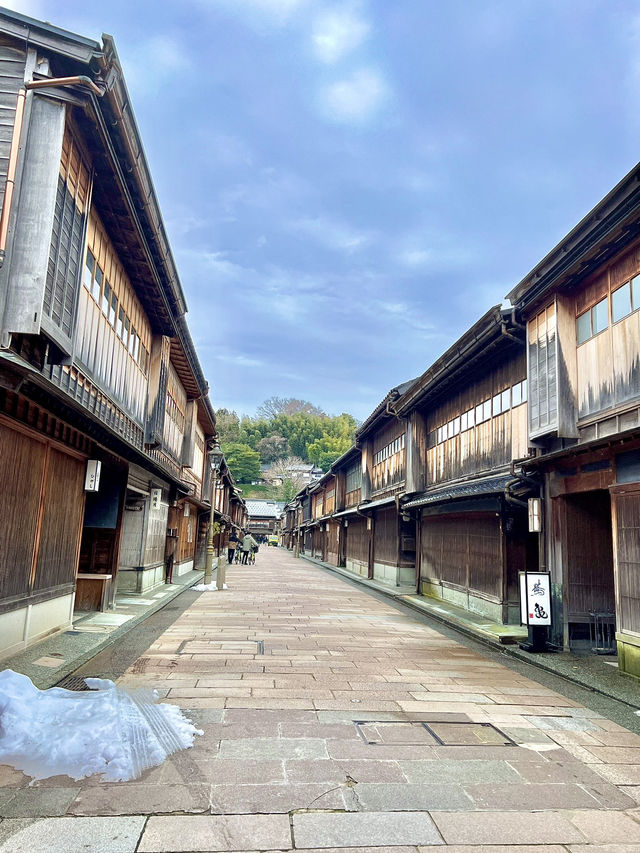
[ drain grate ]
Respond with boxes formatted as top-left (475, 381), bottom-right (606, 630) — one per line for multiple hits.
top-left (55, 675), bottom-right (91, 691)
top-left (355, 720), bottom-right (516, 747)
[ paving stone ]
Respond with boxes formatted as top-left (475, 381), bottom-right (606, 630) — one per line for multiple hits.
top-left (431, 810), bottom-right (585, 845)
top-left (423, 847), bottom-right (568, 853)
top-left (68, 783), bottom-right (210, 815)
top-left (293, 811), bottom-right (443, 848)
top-left (526, 716), bottom-right (600, 731)
top-left (592, 764), bottom-right (640, 785)
top-left (139, 814), bottom-right (291, 852)
top-left (353, 781), bottom-right (472, 810)
top-left (585, 746), bottom-right (640, 763)
top-left (400, 758), bottom-right (521, 784)
top-left (464, 782), bottom-right (600, 810)
top-left (218, 737), bottom-right (328, 760)
top-left (0, 787), bottom-right (79, 817)
top-left (0, 816), bottom-right (146, 853)
top-left (286, 758), bottom-right (405, 783)
top-left (567, 809), bottom-right (640, 843)
top-left (210, 782), bottom-right (347, 812)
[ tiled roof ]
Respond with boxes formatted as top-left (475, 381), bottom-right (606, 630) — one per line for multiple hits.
top-left (403, 474), bottom-right (513, 509)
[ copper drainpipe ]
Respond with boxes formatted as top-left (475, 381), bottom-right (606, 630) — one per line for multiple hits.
top-left (0, 76), bottom-right (103, 268)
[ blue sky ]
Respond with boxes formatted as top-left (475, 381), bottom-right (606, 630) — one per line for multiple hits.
top-left (7, 0), bottom-right (640, 420)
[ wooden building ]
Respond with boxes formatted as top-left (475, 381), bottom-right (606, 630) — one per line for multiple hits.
top-left (508, 161), bottom-right (640, 669)
top-left (395, 307), bottom-right (536, 624)
top-left (246, 500), bottom-right (284, 540)
top-left (0, 10), bottom-right (225, 656)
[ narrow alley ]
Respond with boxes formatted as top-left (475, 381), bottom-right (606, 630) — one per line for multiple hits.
top-left (2, 548), bottom-right (640, 851)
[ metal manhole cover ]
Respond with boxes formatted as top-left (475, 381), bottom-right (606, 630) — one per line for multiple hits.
top-left (355, 720), bottom-right (516, 747)
top-left (55, 675), bottom-right (90, 691)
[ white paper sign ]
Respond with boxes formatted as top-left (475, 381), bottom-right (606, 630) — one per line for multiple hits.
top-left (519, 572), bottom-right (551, 626)
top-left (151, 488), bottom-right (162, 510)
top-left (84, 460), bottom-right (101, 492)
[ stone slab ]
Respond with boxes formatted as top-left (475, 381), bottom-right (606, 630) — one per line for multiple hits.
top-left (400, 758), bottom-right (520, 784)
top-left (0, 787), bottom-right (79, 817)
top-left (139, 814), bottom-right (292, 852)
top-left (0, 816), bottom-right (146, 853)
top-left (464, 782), bottom-right (600, 810)
top-left (218, 737), bottom-right (328, 760)
top-left (353, 782), bottom-right (472, 810)
top-left (68, 783), bottom-right (210, 816)
top-left (293, 811), bottom-right (443, 848)
top-left (431, 810), bottom-right (585, 845)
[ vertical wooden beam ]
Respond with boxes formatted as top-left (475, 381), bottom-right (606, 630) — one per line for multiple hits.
top-left (145, 334), bottom-right (170, 447)
top-left (361, 440), bottom-right (372, 502)
top-left (181, 400), bottom-right (197, 468)
top-left (406, 411), bottom-right (427, 494)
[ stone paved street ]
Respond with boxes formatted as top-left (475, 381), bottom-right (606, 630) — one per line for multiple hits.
top-left (3, 547), bottom-right (640, 851)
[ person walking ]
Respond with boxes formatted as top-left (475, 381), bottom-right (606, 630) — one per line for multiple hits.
top-left (240, 531), bottom-right (258, 565)
top-left (227, 530), bottom-right (239, 565)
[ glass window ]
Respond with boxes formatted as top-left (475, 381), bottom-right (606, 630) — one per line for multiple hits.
top-left (483, 400), bottom-right (491, 422)
top-left (512, 382), bottom-right (522, 407)
top-left (128, 324), bottom-right (135, 354)
top-left (633, 276), bottom-right (640, 311)
top-left (117, 306), bottom-right (124, 338)
top-left (109, 292), bottom-right (117, 326)
top-left (401, 433), bottom-right (405, 448)
top-left (592, 297), bottom-right (608, 335)
top-left (133, 333), bottom-right (140, 361)
top-left (612, 282), bottom-right (632, 323)
top-left (83, 250), bottom-right (94, 290)
top-left (501, 388), bottom-right (511, 411)
top-left (452, 416), bottom-right (460, 436)
top-left (466, 408), bottom-right (475, 428)
top-left (521, 379), bottom-right (527, 402)
top-left (92, 265), bottom-right (102, 303)
top-left (475, 403), bottom-right (484, 423)
top-left (576, 310), bottom-right (591, 345)
top-left (492, 394), bottom-right (502, 417)
top-left (460, 412), bottom-right (467, 431)
top-left (102, 281), bottom-right (110, 316)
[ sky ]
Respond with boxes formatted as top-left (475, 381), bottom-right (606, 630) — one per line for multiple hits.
top-left (6, 0), bottom-right (640, 420)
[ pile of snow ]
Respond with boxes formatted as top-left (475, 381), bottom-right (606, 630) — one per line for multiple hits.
top-left (0, 669), bottom-right (202, 783)
top-left (193, 582), bottom-right (227, 591)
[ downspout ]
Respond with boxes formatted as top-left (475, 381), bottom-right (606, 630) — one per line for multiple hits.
top-left (0, 76), bottom-right (104, 269)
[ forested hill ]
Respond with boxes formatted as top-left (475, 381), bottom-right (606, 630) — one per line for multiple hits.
top-left (215, 397), bottom-right (358, 494)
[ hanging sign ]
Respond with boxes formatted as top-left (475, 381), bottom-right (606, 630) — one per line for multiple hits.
top-left (151, 488), bottom-right (162, 510)
top-left (84, 460), bottom-right (102, 492)
top-left (519, 571), bottom-right (551, 626)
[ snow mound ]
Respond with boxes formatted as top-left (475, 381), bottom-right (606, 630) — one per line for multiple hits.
top-left (193, 582), bottom-right (227, 590)
top-left (0, 669), bottom-right (203, 783)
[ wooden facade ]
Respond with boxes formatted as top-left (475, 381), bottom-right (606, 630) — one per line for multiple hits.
top-left (0, 10), bottom-right (239, 656)
top-left (508, 160), bottom-right (640, 669)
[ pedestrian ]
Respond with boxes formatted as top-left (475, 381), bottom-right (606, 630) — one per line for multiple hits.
top-left (227, 530), bottom-right (239, 565)
top-left (240, 531), bottom-right (258, 564)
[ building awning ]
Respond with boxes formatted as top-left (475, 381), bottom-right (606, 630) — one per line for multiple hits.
top-left (403, 474), bottom-right (513, 509)
top-left (332, 506), bottom-right (361, 519)
top-left (357, 495), bottom-right (397, 512)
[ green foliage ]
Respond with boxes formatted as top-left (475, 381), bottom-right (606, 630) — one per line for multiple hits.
top-left (307, 434), bottom-right (353, 471)
top-left (221, 401), bottom-right (357, 475)
top-left (222, 442), bottom-right (261, 483)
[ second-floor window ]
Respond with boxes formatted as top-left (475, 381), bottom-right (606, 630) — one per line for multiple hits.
top-left (612, 277), bottom-right (640, 324)
top-left (577, 296), bottom-right (608, 345)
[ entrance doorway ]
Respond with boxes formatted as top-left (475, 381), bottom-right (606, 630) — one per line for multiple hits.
top-left (562, 490), bottom-right (615, 650)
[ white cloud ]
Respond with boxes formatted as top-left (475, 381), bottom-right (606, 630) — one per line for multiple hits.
top-left (398, 249), bottom-right (430, 267)
top-left (1, 0), bottom-right (46, 18)
top-left (120, 34), bottom-right (191, 96)
top-left (289, 214), bottom-right (371, 252)
top-left (321, 67), bottom-right (390, 123)
top-left (312, 4), bottom-right (370, 64)
top-left (199, 0), bottom-right (309, 26)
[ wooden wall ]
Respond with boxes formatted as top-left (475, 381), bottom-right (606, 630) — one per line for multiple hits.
top-left (371, 419), bottom-right (406, 494)
top-left (345, 518), bottom-right (369, 563)
top-left (426, 350), bottom-right (527, 484)
top-left (373, 507), bottom-right (398, 566)
top-left (612, 486), bottom-right (640, 635)
top-left (420, 513), bottom-right (503, 601)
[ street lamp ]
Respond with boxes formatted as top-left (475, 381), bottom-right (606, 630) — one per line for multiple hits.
top-left (204, 437), bottom-right (224, 587)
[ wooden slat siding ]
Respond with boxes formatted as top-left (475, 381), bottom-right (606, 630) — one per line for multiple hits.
top-left (346, 518), bottom-right (368, 562)
top-left (574, 242), bottom-right (640, 421)
top-left (326, 521), bottom-right (340, 566)
top-left (0, 42), bottom-right (26, 213)
top-left (371, 420), bottom-right (406, 494)
top-left (163, 361), bottom-right (187, 462)
top-left (33, 448), bottom-right (85, 590)
top-left (177, 502), bottom-right (196, 563)
top-left (75, 208), bottom-right (151, 426)
top-left (612, 487), bottom-right (640, 634)
top-left (561, 490), bottom-right (615, 620)
top-left (44, 127), bottom-right (91, 339)
top-left (421, 513), bottom-right (503, 600)
top-left (0, 422), bottom-right (46, 599)
top-left (312, 491), bottom-right (324, 519)
top-left (373, 506), bottom-right (398, 565)
top-left (426, 350), bottom-right (527, 486)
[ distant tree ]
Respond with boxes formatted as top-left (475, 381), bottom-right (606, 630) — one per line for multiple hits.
top-left (307, 434), bottom-right (353, 471)
top-left (222, 442), bottom-right (260, 483)
top-left (257, 397), bottom-right (326, 419)
top-left (263, 456), bottom-right (308, 502)
top-left (215, 409), bottom-right (241, 444)
top-left (256, 434), bottom-right (290, 464)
